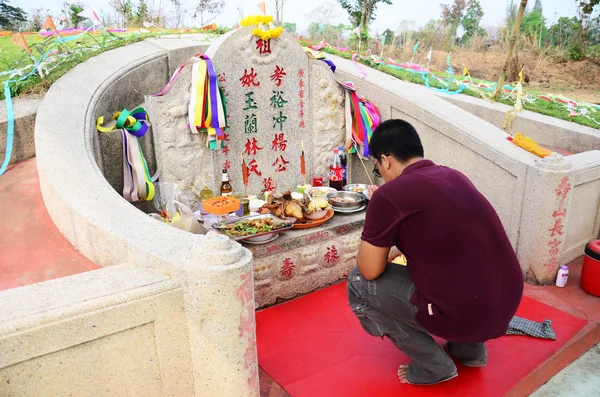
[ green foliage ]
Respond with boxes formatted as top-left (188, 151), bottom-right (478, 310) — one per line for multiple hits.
top-left (506, 0), bottom-right (518, 26)
top-left (337, 0), bottom-right (392, 29)
top-left (0, 0), bottom-right (27, 30)
top-left (135, 0), bottom-right (149, 27)
top-left (520, 9), bottom-right (547, 40)
top-left (68, 3), bottom-right (85, 27)
top-left (549, 17), bottom-right (580, 47)
top-left (580, 0), bottom-right (600, 15)
top-left (382, 28), bottom-right (394, 45)
top-left (567, 42), bottom-right (585, 60)
top-left (461, 0), bottom-right (484, 40)
top-left (283, 22), bottom-right (297, 34)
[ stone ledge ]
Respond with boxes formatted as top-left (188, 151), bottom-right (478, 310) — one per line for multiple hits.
top-left (0, 98), bottom-right (41, 166)
top-left (440, 93), bottom-right (600, 155)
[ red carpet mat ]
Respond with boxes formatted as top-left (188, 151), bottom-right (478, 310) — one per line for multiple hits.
top-left (256, 282), bottom-right (587, 397)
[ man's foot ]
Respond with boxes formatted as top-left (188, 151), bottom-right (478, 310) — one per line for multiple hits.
top-left (397, 364), bottom-right (458, 385)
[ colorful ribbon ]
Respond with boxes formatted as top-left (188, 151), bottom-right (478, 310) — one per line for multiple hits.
top-left (97, 108), bottom-right (155, 202)
top-left (155, 54), bottom-right (228, 150)
top-left (340, 82), bottom-right (381, 158)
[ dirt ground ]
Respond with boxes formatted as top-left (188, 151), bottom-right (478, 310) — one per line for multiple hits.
top-left (426, 49), bottom-right (600, 104)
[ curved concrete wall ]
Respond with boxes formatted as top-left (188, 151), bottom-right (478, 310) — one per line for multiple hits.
top-left (34, 36), bottom-right (259, 396)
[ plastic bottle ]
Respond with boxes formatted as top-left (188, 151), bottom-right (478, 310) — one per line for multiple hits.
top-left (329, 149), bottom-right (344, 191)
top-left (338, 145), bottom-right (347, 186)
top-left (555, 265), bottom-right (569, 288)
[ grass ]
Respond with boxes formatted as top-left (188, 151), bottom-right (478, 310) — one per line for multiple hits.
top-left (315, 44), bottom-right (600, 130)
top-left (0, 29), bottom-right (223, 101)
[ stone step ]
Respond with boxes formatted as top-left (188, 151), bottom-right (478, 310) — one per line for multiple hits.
top-left (0, 98), bottom-right (40, 168)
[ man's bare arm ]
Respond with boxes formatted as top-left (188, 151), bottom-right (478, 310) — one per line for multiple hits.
top-left (357, 240), bottom-right (390, 280)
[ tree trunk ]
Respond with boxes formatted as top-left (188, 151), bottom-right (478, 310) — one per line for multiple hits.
top-left (494, 0), bottom-right (528, 100)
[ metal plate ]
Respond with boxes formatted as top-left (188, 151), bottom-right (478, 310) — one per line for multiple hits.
top-left (211, 214), bottom-right (293, 241)
top-left (326, 191), bottom-right (366, 209)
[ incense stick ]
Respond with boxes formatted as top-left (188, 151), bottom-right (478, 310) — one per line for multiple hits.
top-left (358, 156), bottom-right (374, 185)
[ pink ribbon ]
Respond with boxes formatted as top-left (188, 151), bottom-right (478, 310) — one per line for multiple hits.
top-left (351, 54), bottom-right (368, 79)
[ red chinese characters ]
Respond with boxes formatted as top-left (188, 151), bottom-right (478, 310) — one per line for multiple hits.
top-left (271, 133), bottom-right (288, 152)
top-left (248, 159), bottom-right (262, 176)
top-left (543, 177), bottom-right (572, 268)
top-left (324, 245), bottom-right (340, 265)
top-left (555, 177), bottom-right (572, 200)
top-left (256, 38), bottom-right (271, 55)
top-left (298, 68), bottom-right (306, 128)
top-left (223, 159), bottom-right (231, 170)
top-left (262, 177), bottom-right (275, 193)
top-left (234, 273), bottom-right (256, 372)
top-left (270, 66), bottom-right (286, 87)
top-left (240, 68), bottom-right (260, 87)
top-left (245, 137), bottom-right (263, 156)
top-left (272, 155), bottom-right (290, 172)
top-left (280, 257), bottom-right (295, 278)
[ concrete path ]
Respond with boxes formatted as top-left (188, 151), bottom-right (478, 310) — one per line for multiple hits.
top-left (531, 343), bottom-right (600, 396)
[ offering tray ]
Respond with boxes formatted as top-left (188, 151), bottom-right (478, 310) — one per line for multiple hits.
top-left (211, 214), bottom-right (293, 242)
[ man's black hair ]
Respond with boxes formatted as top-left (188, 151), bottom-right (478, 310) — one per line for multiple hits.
top-left (369, 119), bottom-right (424, 163)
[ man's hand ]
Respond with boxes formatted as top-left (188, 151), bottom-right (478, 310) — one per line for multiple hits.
top-left (367, 185), bottom-right (378, 199)
top-left (357, 240), bottom-right (390, 280)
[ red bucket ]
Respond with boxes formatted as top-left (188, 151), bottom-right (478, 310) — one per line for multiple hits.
top-left (582, 240), bottom-right (600, 297)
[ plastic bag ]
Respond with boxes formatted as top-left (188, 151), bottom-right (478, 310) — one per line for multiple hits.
top-left (150, 183), bottom-right (203, 234)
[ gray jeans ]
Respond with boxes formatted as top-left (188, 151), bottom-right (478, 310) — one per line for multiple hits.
top-left (347, 264), bottom-right (486, 384)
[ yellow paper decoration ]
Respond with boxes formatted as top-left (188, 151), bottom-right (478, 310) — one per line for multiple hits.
top-left (511, 133), bottom-right (551, 158)
top-left (252, 26), bottom-right (283, 40)
top-left (240, 15), bottom-right (273, 27)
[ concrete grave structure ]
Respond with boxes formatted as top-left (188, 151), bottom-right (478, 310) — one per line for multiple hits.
top-left (1, 33), bottom-right (600, 396)
top-left (147, 28), bottom-right (346, 198)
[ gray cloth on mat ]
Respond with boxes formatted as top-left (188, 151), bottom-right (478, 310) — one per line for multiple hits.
top-left (506, 316), bottom-right (556, 340)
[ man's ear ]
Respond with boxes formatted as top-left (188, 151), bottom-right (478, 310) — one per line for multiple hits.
top-left (381, 155), bottom-right (391, 170)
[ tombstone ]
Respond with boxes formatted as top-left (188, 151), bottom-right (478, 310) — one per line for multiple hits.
top-left (146, 27), bottom-right (346, 204)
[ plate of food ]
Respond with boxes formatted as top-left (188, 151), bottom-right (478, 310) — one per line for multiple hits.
top-left (211, 214), bottom-right (293, 241)
top-left (292, 208), bottom-right (334, 229)
top-left (343, 184), bottom-right (370, 196)
top-left (259, 191), bottom-right (334, 228)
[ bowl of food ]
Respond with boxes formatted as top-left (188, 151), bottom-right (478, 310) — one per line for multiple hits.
top-left (306, 186), bottom-right (337, 198)
top-left (305, 197), bottom-right (331, 220)
top-left (343, 184), bottom-right (369, 196)
top-left (326, 191), bottom-right (365, 209)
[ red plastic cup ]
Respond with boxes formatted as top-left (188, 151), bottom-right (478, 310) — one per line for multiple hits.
top-left (312, 177), bottom-right (323, 187)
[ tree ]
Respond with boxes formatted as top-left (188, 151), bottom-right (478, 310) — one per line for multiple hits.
top-left (68, 2), bottom-right (84, 27)
top-left (506, 0), bottom-right (518, 26)
top-left (461, 0), bottom-right (484, 40)
top-left (382, 28), bottom-right (394, 45)
top-left (109, 0), bottom-right (135, 27)
top-left (533, 0), bottom-right (543, 14)
top-left (306, 0), bottom-right (342, 26)
top-left (520, 9), bottom-right (546, 43)
top-left (194, 0), bottom-right (224, 28)
top-left (136, 0), bottom-right (149, 27)
top-left (580, 0), bottom-right (600, 14)
top-left (283, 22), bottom-right (296, 34)
top-left (440, 0), bottom-right (467, 45)
top-left (169, 0), bottom-right (184, 28)
top-left (338, 0), bottom-right (392, 33)
top-left (0, 0), bottom-right (27, 30)
top-left (494, 0), bottom-right (528, 100)
top-left (273, 0), bottom-right (289, 25)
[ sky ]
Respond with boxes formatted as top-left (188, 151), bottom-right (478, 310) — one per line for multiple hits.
top-left (22, 0), bottom-right (582, 35)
